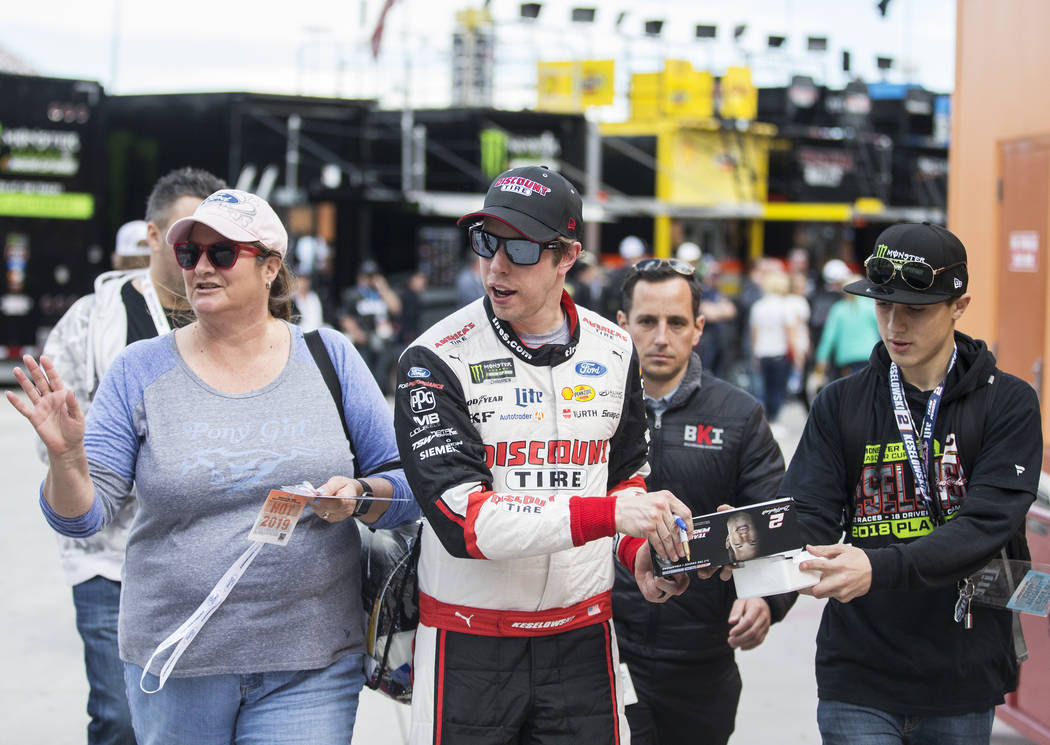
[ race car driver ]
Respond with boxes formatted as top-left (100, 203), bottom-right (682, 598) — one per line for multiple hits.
top-left (394, 165), bottom-right (693, 745)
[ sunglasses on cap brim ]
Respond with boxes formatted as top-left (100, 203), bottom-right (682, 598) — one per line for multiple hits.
top-left (631, 258), bottom-right (696, 276)
top-left (173, 241), bottom-right (265, 270)
top-left (468, 224), bottom-right (561, 266)
top-left (863, 255), bottom-right (966, 291)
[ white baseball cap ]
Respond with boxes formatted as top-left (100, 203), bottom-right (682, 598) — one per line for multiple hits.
top-left (676, 242), bottom-right (702, 263)
top-left (115, 220), bottom-right (150, 257)
top-left (822, 258), bottom-right (852, 284)
top-left (166, 189), bottom-right (288, 258)
top-left (619, 235), bottom-right (645, 260)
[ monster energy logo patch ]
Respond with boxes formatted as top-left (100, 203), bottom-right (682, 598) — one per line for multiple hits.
top-left (874, 243), bottom-right (889, 257)
top-left (469, 358), bottom-right (515, 384)
top-left (481, 128), bottom-right (509, 179)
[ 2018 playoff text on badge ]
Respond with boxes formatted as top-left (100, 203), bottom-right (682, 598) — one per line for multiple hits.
top-left (652, 498), bottom-right (804, 577)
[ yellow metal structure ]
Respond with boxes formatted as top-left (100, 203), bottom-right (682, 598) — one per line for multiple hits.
top-left (720, 66), bottom-right (758, 120)
top-left (537, 60), bottom-right (615, 112)
top-left (629, 60), bottom-right (716, 121)
top-left (601, 118), bottom-right (776, 256)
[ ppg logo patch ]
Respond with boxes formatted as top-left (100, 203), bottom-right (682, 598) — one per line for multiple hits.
top-left (409, 388), bottom-right (436, 413)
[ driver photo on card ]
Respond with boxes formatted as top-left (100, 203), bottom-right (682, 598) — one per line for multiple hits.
top-left (726, 510), bottom-right (762, 563)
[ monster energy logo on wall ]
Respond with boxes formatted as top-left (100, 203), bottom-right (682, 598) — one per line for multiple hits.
top-left (481, 128), bottom-right (508, 179)
top-left (480, 128), bottom-right (563, 179)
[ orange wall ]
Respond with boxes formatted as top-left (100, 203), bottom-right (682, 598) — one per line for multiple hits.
top-left (951, 0), bottom-right (1050, 343)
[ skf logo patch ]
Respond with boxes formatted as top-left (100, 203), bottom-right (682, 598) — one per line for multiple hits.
top-left (683, 423), bottom-right (725, 450)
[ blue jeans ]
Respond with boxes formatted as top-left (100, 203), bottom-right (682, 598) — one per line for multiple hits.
top-left (817, 699), bottom-right (995, 745)
top-left (72, 576), bottom-right (136, 745)
top-left (758, 355), bottom-right (791, 421)
top-left (124, 653), bottom-right (363, 745)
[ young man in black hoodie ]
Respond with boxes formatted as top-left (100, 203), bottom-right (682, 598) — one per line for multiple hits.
top-left (783, 222), bottom-right (1042, 743)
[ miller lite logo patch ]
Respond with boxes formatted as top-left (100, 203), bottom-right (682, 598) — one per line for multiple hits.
top-left (494, 176), bottom-right (551, 197)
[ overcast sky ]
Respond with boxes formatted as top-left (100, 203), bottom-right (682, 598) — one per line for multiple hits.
top-left (2, 0), bottom-right (955, 111)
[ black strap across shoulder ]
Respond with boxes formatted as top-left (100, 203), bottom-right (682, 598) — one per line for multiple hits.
top-left (305, 330), bottom-right (360, 478)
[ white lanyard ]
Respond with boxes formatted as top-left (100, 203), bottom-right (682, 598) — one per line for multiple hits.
top-left (888, 347), bottom-right (957, 522)
top-left (140, 273), bottom-right (171, 335)
top-left (139, 541), bottom-right (263, 693)
top-left (138, 487), bottom-right (313, 693)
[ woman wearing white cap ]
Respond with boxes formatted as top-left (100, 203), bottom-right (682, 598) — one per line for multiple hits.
top-left (7, 189), bottom-right (419, 744)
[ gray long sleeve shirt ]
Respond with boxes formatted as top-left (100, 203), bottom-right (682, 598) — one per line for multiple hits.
top-left (43, 324), bottom-right (417, 677)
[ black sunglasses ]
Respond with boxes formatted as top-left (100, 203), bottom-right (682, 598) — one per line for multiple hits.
top-left (173, 241), bottom-right (265, 270)
top-left (631, 258), bottom-right (696, 276)
top-left (468, 224), bottom-right (560, 266)
top-left (863, 255), bottom-right (966, 291)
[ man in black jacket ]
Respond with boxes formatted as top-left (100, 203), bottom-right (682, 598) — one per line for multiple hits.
top-left (786, 223), bottom-right (1041, 744)
top-left (612, 258), bottom-right (795, 745)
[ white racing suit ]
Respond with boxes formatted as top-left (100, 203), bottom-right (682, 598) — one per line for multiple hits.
top-left (394, 292), bottom-right (650, 745)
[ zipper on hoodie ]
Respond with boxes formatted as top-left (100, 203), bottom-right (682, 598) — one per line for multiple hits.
top-left (645, 402), bottom-right (663, 643)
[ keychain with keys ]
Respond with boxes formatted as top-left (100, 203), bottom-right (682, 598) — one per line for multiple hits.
top-left (954, 577), bottom-right (975, 629)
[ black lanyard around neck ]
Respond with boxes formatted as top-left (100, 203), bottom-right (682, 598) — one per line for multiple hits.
top-left (888, 346), bottom-right (957, 524)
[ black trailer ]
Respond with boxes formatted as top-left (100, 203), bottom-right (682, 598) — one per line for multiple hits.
top-left (0, 73), bottom-right (106, 372)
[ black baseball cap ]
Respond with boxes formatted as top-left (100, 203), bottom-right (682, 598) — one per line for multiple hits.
top-left (457, 165), bottom-right (583, 243)
top-left (845, 222), bottom-right (969, 305)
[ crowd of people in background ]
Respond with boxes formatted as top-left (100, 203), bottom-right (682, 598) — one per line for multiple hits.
top-left (282, 224), bottom-right (876, 429)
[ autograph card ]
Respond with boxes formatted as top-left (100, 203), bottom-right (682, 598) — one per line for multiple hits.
top-left (249, 490), bottom-right (308, 546)
top-left (652, 498), bottom-right (803, 577)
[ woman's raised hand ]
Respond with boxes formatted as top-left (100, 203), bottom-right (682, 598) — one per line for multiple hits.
top-left (6, 355), bottom-right (85, 456)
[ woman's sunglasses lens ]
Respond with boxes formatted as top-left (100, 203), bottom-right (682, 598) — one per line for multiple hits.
top-left (209, 244), bottom-right (239, 268)
top-left (174, 242), bottom-right (242, 269)
top-left (174, 244), bottom-right (199, 269)
top-left (900, 262), bottom-right (934, 290)
top-left (866, 257), bottom-right (895, 284)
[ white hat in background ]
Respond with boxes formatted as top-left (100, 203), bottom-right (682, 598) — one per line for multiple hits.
top-left (618, 235), bottom-right (645, 260)
top-left (115, 220), bottom-right (150, 256)
top-left (822, 258), bottom-right (852, 284)
top-left (676, 241), bottom-right (702, 263)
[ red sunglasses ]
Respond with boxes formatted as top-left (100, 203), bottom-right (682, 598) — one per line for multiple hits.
top-left (173, 241), bottom-right (264, 270)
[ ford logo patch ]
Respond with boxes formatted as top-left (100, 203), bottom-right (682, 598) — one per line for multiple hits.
top-left (407, 366), bottom-right (431, 378)
top-left (575, 361), bottom-right (607, 377)
top-left (203, 191), bottom-right (240, 204)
